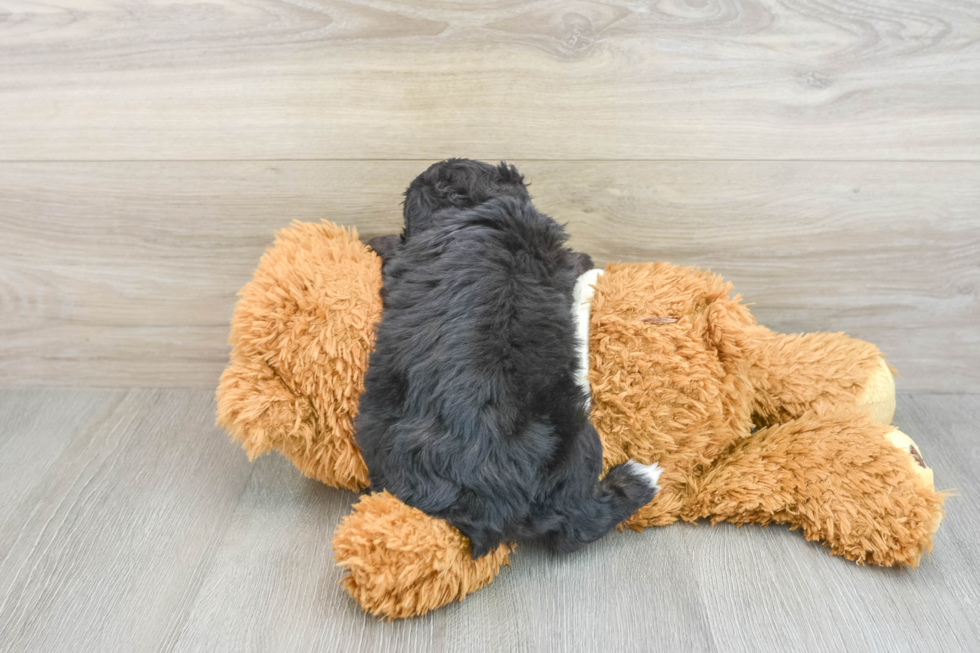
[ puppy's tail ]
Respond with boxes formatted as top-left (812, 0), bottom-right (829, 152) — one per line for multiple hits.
top-left (545, 460), bottom-right (661, 554)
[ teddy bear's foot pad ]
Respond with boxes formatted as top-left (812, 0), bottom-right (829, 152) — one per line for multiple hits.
top-left (859, 356), bottom-right (897, 424)
top-left (885, 427), bottom-right (935, 489)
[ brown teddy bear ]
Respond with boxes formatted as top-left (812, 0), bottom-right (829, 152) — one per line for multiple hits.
top-left (216, 220), bottom-right (945, 620)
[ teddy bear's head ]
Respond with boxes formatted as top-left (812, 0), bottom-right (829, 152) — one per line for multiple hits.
top-left (216, 221), bottom-right (380, 490)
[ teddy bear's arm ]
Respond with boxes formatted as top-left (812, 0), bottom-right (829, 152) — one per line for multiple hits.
top-left (333, 491), bottom-right (515, 619)
top-left (746, 328), bottom-right (896, 427)
top-left (681, 406), bottom-right (944, 567)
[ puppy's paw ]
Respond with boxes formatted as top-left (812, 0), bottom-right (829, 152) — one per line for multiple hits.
top-left (622, 460), bottom-right (663, 493)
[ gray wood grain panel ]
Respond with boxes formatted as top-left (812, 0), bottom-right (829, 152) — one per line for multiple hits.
top-left (2, 161), bottom-right (977, 391)
top-left (0, 390), bottom-right (977, 652)
top-left (0, 389), bottom-right (253, 653)
top-left (0, 389), bottom-right (127, 569)
top-left (0, 0), bottom-right (978, 160)
top-left (446, 528), bottom-right (717, 653)
top-left (170, 455), bottom-right (444, 653)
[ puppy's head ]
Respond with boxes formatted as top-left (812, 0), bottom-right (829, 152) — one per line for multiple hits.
top-left (403, 159), bottom-right (530, 239)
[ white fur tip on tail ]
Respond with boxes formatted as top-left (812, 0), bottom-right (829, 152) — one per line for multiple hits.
top-left (624, 460), bottom-right (663, 493)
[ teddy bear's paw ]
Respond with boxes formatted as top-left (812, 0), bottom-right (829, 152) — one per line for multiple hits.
top-left (334, 491), bottom-right (514, 619)
top-left (859, 356), bottom-right (896, 424)
top-left (623, 460), bottom-right (664, 493)
top-left (884, 428), bottom-right (935, 490)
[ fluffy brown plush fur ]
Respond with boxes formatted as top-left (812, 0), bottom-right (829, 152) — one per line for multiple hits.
top-left (586, 263), bottom-right (944, 564)
top-left (216, 222), bottom-right (945, 619)
top-left (216, 221), bottom-right (377, 491)
top-left (333, 492), bottom-right (514, 619)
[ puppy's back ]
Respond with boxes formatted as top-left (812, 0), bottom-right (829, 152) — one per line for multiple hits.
top-left (356, 197), bottom-right (587, 549)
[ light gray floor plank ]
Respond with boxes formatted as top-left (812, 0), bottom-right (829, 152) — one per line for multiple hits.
top-left (170, 454), bottom-right (444, 653)
top-left (0, 389), bottom-right (126, 553)
top-left (0, 389), bottom-right (253, 653)
top-left (445, 527), bottom-right (717, 653)
top-left (1, 390), bottom-right (977, 652)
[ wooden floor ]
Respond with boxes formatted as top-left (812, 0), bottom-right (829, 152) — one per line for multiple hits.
top-left (0, 389), bottom-right (975, 652)
top-left (2, 0), bottom-right (979, 650)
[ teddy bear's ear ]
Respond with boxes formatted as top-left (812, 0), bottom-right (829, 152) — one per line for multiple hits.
top-left (215, 220), bottom-right (382, 490)
top-left (333, 491), bottom-right (515, 619)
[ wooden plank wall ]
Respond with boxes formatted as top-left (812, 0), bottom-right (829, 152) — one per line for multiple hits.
top-left (1, 0), bottom-right (978, 391)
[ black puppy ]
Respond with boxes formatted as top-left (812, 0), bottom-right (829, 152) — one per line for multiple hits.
top-left (357, 159), bottom-right (660, 558)
top-left (369, 160), bottom-right (592, 294)
top-left (368, 159), bottom-right (534, 274)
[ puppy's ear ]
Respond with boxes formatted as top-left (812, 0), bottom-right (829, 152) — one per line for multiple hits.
top-left (496, 161), bottom-right (528, 190)
top-left (572, 251), bottom-right (594, 276)
top-left (367, 234), bottom-right (402, 265)
top-left (367, 234), bottom-right (401, 307)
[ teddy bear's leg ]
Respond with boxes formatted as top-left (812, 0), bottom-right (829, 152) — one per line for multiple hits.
top-left (746, 328), bottom-right (896, 426)
top-left (333, 492), bottom-right (515, 619)
top-left (682, 407), bottom-right (944, 567)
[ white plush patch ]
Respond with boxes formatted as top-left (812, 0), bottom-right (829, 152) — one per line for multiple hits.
top-left (623, 460), bottom-right (664, 493)
top-left (572, 268), bottom-right (604, 407)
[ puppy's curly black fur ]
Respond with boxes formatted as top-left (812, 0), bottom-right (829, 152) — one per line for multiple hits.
top-left (357, 159), bottom-right (657, 558)
top-left (367, 159), bottom-right (533, 272)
